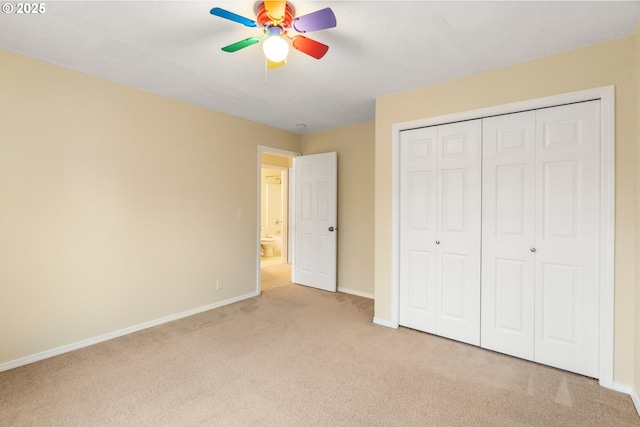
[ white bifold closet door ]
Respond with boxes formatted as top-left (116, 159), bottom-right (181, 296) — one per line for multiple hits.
top-left (481, 101), bottom-right (601, 378)
top-left (480, 110), bottom-right (536, 361)
top-left (399, 120), bottom-right (482, 346)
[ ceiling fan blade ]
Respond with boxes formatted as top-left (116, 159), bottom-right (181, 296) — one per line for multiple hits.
top-left (222, 37), bottom-right (262, 53)
top-left (268, 59), bottom-right (286, 69)
top-left (292, 36), bottom-right (329, 59)
top-left (264, 1), bottom-right (286, 22)
top-left (210, 7), bottom-right (258, 28)
top-left (292, 8), bottom-right (337, 33)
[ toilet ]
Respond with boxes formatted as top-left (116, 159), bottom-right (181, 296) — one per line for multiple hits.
top-left (260, 227), bottom-right (276, 257)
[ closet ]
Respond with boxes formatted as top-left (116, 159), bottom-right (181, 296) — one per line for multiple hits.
top-left (398, 100), bottom-right (601, 378)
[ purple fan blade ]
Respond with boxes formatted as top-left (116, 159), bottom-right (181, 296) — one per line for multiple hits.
top-left (292, 8), bottom-right (336, 33)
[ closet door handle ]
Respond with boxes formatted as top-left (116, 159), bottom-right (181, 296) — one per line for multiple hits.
top-left (530, 247), bottom-right (536, 253)
top-left (435, 241), bottom-right (440, 245)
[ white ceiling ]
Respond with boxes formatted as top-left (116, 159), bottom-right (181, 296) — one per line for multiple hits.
top-left (1, 1), bottom-right (639, 134)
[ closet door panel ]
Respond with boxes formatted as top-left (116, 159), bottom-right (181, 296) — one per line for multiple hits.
top-left (481, 111), bottom-right (536, 360)
top-left (399, 127), bottom-right (438, 333)
top-left (436, 120), bottom-right (482, 346)
top-left (534, 101), bottom-right (601, 378)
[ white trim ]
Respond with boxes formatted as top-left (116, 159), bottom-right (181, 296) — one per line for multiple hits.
top-left (389, 117), bottom-right (401, 329)
top-left (257, 146), bottom-right (300, 294)
top-left (389, 86), bottom-right (615, 388)
top-left (392, 87), bottom-right (607, 132)
top-left (612, 382), bottom-right (640, 417)
top-left (0, 291), bottom-right (258, 373)
top-left (632, 388), bottom-right (640, 415)
top-left (631, 389), bottom-right (640, 417)
top-left (288, 166), bottom-right (295, 265)
top-left (612, 381), bottom-right (634, 395)
top-left (597, 86), bottom-right (615, 390)
top-left (337, 286), bottom-right (374, 299)
top-left (373, 317), bottom-right (399, 329)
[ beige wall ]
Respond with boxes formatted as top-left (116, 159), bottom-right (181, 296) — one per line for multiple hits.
top-left (375, 32), bottom-right (639, 386)
top-left (0, 50), bottom-right (301, 365)
top-left (635, 22), bottom-right (640, 396)
top-left (302, 122), bottom-right (375, 296)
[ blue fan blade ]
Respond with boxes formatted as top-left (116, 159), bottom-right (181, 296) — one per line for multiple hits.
top-left (210, 7), bottom-right (258, 28)
top-left (293, 8), bottom-right (336, 33)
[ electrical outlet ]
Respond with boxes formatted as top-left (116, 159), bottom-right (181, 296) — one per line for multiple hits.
top-left (216, 279), bottom-right (223, 290)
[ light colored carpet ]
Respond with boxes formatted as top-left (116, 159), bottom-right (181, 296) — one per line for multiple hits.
top-left (260, 262), bottom-right (292, 289)
top-left (1, 264), bottom-right (638, 427)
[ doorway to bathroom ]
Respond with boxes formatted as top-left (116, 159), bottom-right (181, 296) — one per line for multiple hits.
top-left (260, 165), bottom-right (288, 267)
top-left (257, 145), bottom-right (338, 294)
top-left (258, 146), bottom-right (299, 292)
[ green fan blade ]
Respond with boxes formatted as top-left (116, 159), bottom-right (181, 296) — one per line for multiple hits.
top-left (222, 37), bottom-right (262, 53)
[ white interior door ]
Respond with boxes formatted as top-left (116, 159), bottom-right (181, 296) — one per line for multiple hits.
top-left (482, 101), bottom-right (601, 377)
top-left (293, 152), bottom-right (337, 292)
top-left (534, 101), bottom-right (601, 378)
top-left (435, 121), bottom-right (482, 346)
top-left (288, 166), bottom-right (294, 265)
top-left (399, 120), bottom-right (481, 346)
top-left (481, 111), bottom-right (536, 360)
top-left (399, 126), bottom-right (438, 333)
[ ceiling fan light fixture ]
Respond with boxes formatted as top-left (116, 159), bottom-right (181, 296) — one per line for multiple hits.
top-left (211, 2), bottom-right (336, 66)
top-left (263, 27), bottom-right (289, 62)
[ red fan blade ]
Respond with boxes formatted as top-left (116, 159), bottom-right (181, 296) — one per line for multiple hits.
top-left (292, 36), bottom-right (329, 60)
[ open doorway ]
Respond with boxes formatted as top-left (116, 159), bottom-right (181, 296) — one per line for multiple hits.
top-left (260, 165), bottom-right (288, 268)
top-left (257, 146), bottom-right (299, 294)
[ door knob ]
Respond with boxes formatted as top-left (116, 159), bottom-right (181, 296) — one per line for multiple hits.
top-left (328, 226), bottom-right (336, 232)
top-left (530, 247), bottom-right (536, 252)
top-left (435, 241), bottom-right (440, 245)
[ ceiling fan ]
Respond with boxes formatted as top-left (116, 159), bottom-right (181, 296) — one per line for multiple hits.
top-left (210, 1), bottom-right (337, 68)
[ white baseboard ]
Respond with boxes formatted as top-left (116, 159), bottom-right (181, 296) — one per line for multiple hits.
top-left (629, 389), bottom-right (640, 416)
top-left (373, 317), bottom-right (398, 329)
top-left (612, 382), bottom-right (640, 417)
top-left (632, 389), bottom-right (640, 417)
top-left (0, 291), bottom-right (259, 373)
top-left (337, 286), bottom-right (374, 299)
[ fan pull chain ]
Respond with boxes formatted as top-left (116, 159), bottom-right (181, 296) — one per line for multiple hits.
top-left (264, 57), bottom-right (268, 86)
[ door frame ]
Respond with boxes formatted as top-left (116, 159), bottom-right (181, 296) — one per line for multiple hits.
top-left (388, 86), bottom-right (615, 388)
top-left (256, 145), bottom-right (300, 294)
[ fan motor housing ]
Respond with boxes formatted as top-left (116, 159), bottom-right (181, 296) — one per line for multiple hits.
top-left (257, 3), bottom-right (294, 28)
